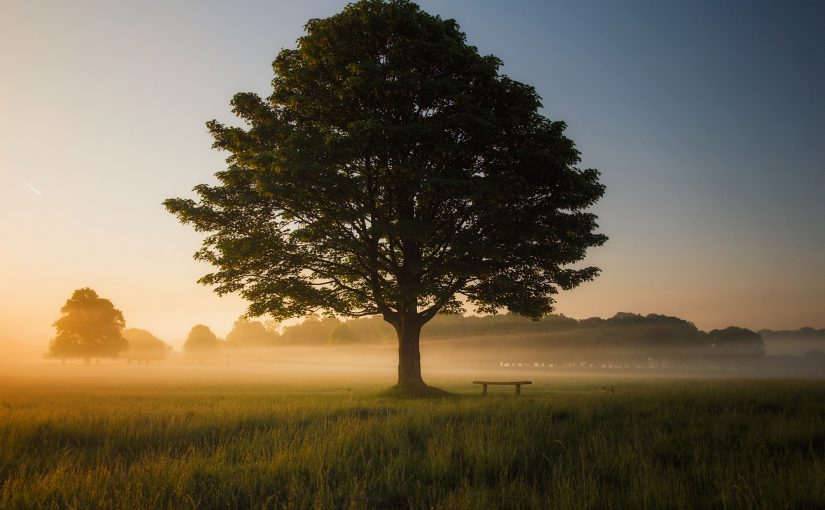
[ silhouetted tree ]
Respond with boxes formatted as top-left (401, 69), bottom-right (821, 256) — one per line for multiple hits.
top-left (164, 0), bottom-right (606, 393)
top-left (183, 324), bottom-right (220, 358)
top-left (123, 328), bottom-right (171, 362)
top-left (708, 327), bottom-right (765, 358)
top-left (47, 288), bottom-right (127, 363)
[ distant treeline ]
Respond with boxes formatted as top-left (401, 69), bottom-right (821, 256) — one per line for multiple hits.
top-left (178, 314), bottom-right (825, 365)
top-left (51, 287), bottom-right (819, 365)
top-left (202, 312), bottom-right (781, 362)
top-left (760, 327), bottom-right (825, 340)
top-left (423, 313), bottom-right (765, 363)
top-left (758, 327), bottom-right (825, 357)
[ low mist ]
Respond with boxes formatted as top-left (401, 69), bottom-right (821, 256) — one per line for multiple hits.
top-left (3, 311), bottom-right (824, 388)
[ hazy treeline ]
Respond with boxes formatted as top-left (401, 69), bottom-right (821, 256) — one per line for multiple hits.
top-left (46, 288), bottom-right (175, 364)
top-left (149, 315), bottom-right (825, 366)
top-left (177, 312), bottom-right (819, 374)
top-left (758, 327), bottom-right (825, 357)
top-left (199, 312), bottom-right (774, 362)
top-left (44, 286), bottom-right (822, 369)
top-left (181, 316), bottom-right (391, 357)
top-left (192, 312), bottom-right (825, 357)
top-left (421, 313), bottom-right (766, 361)
top-left (48, 326), bottom-right (173, 364)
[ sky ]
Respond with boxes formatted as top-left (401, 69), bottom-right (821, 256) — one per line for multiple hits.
top-left (1, 0), bottom-right (824, 350)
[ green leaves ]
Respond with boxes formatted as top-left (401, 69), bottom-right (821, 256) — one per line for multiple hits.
top-left (165, 0), bottom-right (606, 326)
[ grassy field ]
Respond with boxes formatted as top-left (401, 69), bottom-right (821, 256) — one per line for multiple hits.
top-left (1, 372), bottom-right (824, 509)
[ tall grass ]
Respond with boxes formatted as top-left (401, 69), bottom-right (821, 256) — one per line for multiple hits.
top-left (1, 379), bottom-right (824, 509)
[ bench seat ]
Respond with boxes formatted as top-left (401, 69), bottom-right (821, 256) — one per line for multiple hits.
top-left (472, 380), bottom-right (532, 395)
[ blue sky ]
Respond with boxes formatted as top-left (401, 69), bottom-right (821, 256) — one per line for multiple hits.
top-left (1, 0), bottom-right (823, 346)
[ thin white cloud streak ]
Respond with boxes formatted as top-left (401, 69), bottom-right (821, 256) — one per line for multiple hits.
top-left (18, 178), bottom-right (44, 197)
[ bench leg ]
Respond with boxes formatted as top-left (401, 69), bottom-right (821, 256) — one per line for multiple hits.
top-left (515, 384), bottom-right (521, 396)
top-left (482, 384), bottom-right (487, 395)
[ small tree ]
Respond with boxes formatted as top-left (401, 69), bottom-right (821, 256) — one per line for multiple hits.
top-left (48, 288), bottom-right (127, 363)
top-left (183, 324), bottom-right (220, 358)
top-left (123, 328), bottom-right (171, 362)
top-left (165, 0), bottom-right (606, 393)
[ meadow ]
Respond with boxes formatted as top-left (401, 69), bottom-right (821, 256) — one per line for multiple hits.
top-left (1, 368), bottom-right (824, 509)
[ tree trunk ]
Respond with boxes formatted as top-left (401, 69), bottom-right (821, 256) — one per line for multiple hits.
top-left (394, 314), bottom-right (426, 391)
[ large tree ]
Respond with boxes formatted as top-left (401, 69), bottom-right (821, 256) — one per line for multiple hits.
top-left (165, 0), bottom-right (606, 394)
top-left (47, 288), bottom-right (127, 363)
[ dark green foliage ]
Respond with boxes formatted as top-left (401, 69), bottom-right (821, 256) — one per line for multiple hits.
top-left (46, 288), bottom-right (127, 362)
top-left (163, 0), bottom-right (605, 326)
top-left (164, 0), bottom-right (606, 389)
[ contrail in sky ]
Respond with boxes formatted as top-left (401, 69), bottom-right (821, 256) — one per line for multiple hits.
top-left (18, 178), bottom-right (44, 197)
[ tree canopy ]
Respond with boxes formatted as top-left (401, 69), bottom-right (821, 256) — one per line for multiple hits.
top-left (47, 288), bottom-right (127, 362)
top-left (183, 324), bottom-right (220, 355)
top-left (164, 0), bottom-right (606, 392)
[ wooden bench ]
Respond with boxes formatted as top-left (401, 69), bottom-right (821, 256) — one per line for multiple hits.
top-left (473, 380), bottom-right (532, 395)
